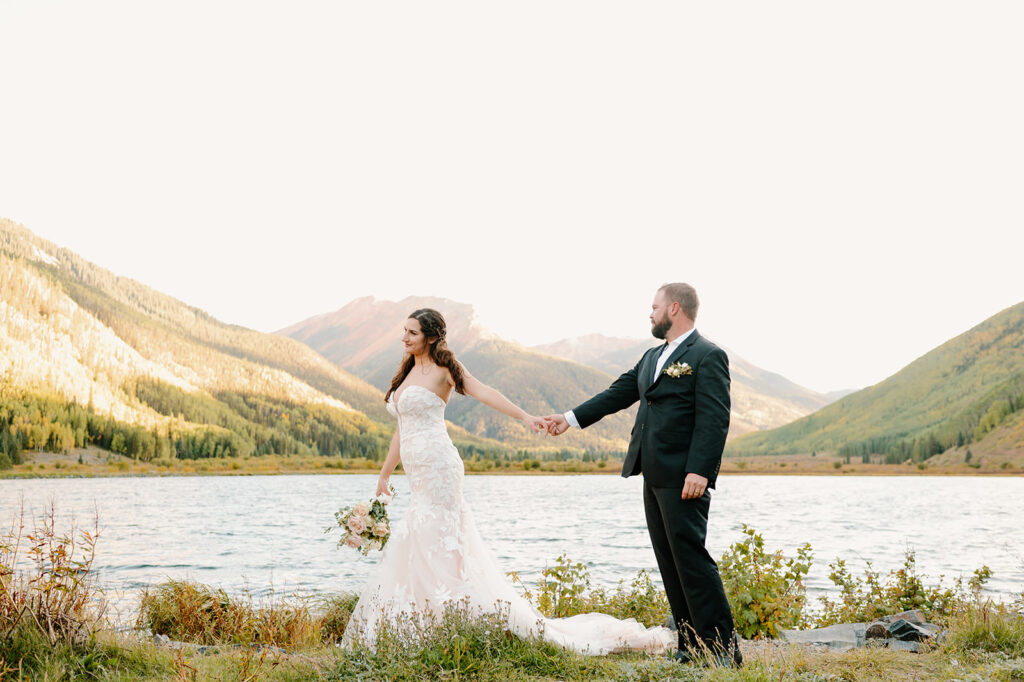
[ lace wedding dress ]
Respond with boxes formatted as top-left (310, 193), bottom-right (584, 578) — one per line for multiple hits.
top-left (340, 384), bottom-right (674, 655)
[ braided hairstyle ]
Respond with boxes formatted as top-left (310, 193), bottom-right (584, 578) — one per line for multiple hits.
top-left (385, 308), bottom-right (466, 402)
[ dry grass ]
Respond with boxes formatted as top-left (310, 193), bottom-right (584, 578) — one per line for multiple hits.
top-left (137, 580), bottom-right (360, 650)
top-left (0, 502), bottom-right (102, 648)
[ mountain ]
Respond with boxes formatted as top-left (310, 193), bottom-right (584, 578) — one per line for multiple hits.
top-left (533, 334), bottom-right (834, 437)
top-left (0, 218), bottom-right (398, 461)
top-left (278, 296), bottom-right (492, 390)
top-left (727, 301), bottom-right (1024, 462)
top-left (279, 298), bottom-right (636, 451)
top-left (280, 300), bottom-right (834, 447)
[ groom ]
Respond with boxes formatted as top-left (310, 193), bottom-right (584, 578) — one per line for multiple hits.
top-left (544, 283), bottom-right (739, 666)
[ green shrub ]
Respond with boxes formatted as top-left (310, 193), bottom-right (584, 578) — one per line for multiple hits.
top-left (816, 551), bottom-right (991, 626)
top-left (718, 525), bottom-right (812, 639)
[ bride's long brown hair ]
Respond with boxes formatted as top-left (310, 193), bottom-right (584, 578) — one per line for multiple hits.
top-left (385, 308), bottom-right (466, 402)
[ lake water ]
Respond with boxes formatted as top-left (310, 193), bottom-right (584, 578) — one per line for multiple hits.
top-left (1, 474), bottom-right (1021, 621)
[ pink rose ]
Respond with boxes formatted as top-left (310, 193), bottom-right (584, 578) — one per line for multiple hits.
top-left (347, 513), bottom-right (369, 535)
top-left (373, 521), bottom-right (389, 537)
top-left (352, 502), bottom-right (370, 516)
top-left (344, 533), bottom-right (364, 549)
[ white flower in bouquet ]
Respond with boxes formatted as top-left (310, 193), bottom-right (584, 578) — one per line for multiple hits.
top-left (326, 484), bottom-right (397, 556)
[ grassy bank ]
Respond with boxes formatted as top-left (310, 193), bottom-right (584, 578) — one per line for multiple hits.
top-left (4, 512), bottom-right (1023, 680)
top-left (5, 591), bottom-right (1024, 681)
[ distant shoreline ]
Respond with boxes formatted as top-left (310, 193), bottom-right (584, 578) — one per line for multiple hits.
top-left (2, 447), bottom-right (1020, 480)
top-left (3, 468), bottom-right (1021, 480)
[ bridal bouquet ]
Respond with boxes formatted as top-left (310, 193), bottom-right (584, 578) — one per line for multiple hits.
top-left (326, 486), bottom-right (395, 556)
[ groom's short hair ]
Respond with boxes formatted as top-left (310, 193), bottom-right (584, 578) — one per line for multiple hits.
top-left (659, 282), bottom-right (699, 320)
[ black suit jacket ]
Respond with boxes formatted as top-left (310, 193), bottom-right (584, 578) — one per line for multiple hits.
top-left (572, 330), bottom-right (731, 488)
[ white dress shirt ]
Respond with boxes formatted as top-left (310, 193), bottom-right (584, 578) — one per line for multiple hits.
top-left (564, 327), bottom-right (695, 429)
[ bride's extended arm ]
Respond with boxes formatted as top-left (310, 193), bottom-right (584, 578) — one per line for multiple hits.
top-left (461, 370), bottom-right (546, 434)
top-left (376, 428), bottom-right (400, 497)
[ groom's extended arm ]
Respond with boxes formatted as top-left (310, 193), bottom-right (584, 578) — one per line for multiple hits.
top-left (685, 347), bottom-right (731, 482)
top-left (569, 358), bottom-right (643, 429)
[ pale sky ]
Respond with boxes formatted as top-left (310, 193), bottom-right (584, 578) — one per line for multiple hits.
top-left (2, 1), bottom-right (1022, 394)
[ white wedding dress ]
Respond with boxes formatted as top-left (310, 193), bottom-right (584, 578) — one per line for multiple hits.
top-left (340, 384), bottom-right (674, 655)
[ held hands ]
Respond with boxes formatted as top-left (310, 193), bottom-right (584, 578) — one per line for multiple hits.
top-left (520, 414), bottom-right (568, 436)
top-left (542, 414), bottom-right (569, 436)
top-left (522, 414), bottom-right (549, 434)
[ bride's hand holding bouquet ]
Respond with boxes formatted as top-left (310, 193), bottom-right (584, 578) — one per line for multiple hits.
top-left (327, 484), bottom-right (395, 556)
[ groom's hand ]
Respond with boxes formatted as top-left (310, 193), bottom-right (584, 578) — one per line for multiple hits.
top-left (543, 414), bottom-right (569, 436)
top-left (681, 473), bottom-right (708, 500)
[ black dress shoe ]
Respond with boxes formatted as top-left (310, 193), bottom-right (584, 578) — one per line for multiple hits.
top-left (672, 649), bottom-right (695, 664)
top-left (709, 651), bottom-right (735, 668)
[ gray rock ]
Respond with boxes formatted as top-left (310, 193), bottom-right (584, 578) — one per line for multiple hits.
top-left (885, 639), bottom-right (928, 653)
top-left (780, 623), bottom-right (866, 650)
top-left (865, 621), bottom-right (889, 639)
top-left (887, 619), bottom-right (933, 642)
top-left (882, 609), bottom-right (927, 625)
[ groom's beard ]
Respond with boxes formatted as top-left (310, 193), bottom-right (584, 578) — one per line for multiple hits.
top-left (651, 317), bottom-right (671, 340)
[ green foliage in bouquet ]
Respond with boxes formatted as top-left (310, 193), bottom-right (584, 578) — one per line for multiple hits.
top-left (327, 487), bottom-right (395, 556)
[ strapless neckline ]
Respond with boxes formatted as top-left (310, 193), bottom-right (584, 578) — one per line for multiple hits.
top-left (394, 384), bottom-right (447, 408)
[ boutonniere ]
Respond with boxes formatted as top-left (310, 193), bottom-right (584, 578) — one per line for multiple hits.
top-left (663, 361), bottom-right (693, 378)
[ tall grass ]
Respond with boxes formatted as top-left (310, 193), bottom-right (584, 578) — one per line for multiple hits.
top-left (137, 579), bottom-right (360, 649)
top-left (944, 602), bottom-right (1024, 657)
top-left (0, 503), bottom-right (101, 647)
top-left (0, 503), bottom-right (167, 680)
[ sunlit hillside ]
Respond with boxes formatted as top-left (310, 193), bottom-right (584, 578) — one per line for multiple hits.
top-left (728, 301), bottom-right (1024, 465)
top-left (0, 219), bottom-right (395, 462)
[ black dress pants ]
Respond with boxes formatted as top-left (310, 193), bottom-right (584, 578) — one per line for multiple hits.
top-left (643, 481), bottom-right (734, 653)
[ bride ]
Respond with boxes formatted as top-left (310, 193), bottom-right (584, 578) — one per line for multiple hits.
top-left (340, 308), bottom-right (674, 655)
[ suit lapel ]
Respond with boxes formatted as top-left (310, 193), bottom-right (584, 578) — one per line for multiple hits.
top-left (640, 345), bottom-right (663, 394)
top-left (647, 330), bottom-right (700, 393)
